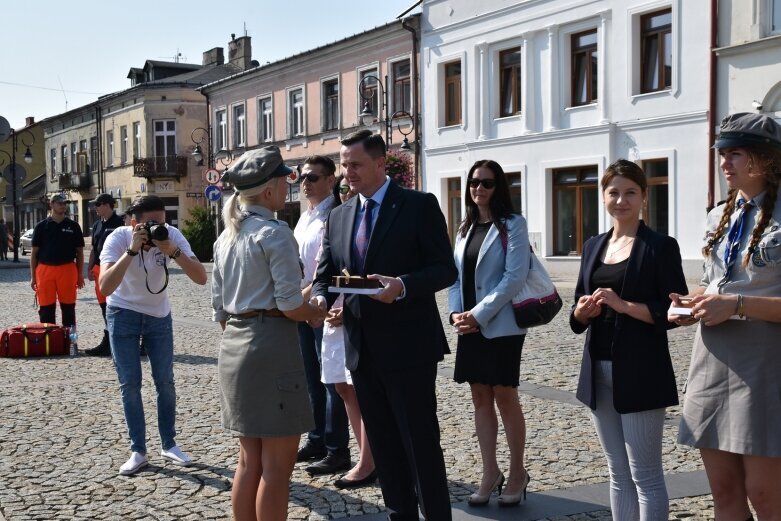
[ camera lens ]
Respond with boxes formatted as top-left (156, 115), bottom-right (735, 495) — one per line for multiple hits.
top-left (149, 224), bottom-right (169, 241)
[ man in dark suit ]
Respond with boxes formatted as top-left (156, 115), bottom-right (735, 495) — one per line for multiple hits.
top-left (312, 130), bottom-right (457, 520)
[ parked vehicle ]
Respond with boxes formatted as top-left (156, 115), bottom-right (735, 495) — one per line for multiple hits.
top-left (20, 229), bottom-right (33, 255)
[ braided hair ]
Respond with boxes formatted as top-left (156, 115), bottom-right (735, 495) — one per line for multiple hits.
top-left (704, 144), bottom-right (781, 265)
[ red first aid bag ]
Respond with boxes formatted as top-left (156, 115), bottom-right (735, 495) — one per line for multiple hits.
top-left (0, 323), bottom-right (70, 357)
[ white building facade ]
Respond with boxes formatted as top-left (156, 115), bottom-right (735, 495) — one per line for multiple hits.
top-left (420, 0), bottom-right (712, 274)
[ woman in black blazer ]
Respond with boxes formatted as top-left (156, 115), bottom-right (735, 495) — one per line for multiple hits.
top-left (570, 160), bottom-right (687, 521)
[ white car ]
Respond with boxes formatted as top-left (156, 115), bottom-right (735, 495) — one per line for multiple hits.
top-left (20, 229), bottom-right (34, 255)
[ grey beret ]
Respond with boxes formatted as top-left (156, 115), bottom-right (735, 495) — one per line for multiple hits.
top-left (714, 112), bottom-right (781, 150)
top-left (221, 146), bottom-right (294, 191)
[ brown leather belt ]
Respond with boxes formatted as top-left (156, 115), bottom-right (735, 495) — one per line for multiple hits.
top-left (231, 309), bottom-right (286, 319)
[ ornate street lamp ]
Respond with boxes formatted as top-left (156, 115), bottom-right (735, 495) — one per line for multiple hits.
top-left (0, 128), bottom-right (35, 262)
top-left (190, 126), bottom-right (233, 236)
top-left (358, 74), bottom-right (415, 151)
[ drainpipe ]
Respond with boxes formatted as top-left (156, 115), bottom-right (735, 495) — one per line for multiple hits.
top-left (402, 16), bottom-right (421, 191)
top-left (707, 0), bottom-right (718, 212)
top-left (96, 105), bottom-right (103, 193)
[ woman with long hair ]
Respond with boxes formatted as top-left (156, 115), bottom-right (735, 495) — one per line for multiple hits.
top-left (448, 159), bottom-right (532, 506)
top-left (212, 147), bottom-right (323, 521)
top-left (320, 174), bottom-right (376, 488)
top-left (672, 113), bottom-right (781, 520)
top-left (571, 159), bottom-right (687, 520)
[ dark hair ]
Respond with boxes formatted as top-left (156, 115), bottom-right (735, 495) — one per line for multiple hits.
top-left (459, 160), bottom-right (516, 238)
top-left (341, 129), bottom-right (386, 159)
top-left (127, 195), bottom-right (165, 220)
top-left (601, 159), bottom-right (647, 192)
top-left (332, 174), bottom-right (346, 203)
top-left (303, 155), bottom-right (336, 177)
top-left (704, 144), bottom-right (781, 265)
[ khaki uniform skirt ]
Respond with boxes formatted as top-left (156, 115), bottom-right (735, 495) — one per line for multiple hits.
top-left (218, 314), bottom-right (314, 437)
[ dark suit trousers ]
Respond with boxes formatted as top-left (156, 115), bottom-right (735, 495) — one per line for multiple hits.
top-left (351, 349), bottom-right (452, 521)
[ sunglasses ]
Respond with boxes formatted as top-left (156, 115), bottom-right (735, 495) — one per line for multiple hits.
top-left (338, 185), bottom-right (351, 195)
top-left (467, 178), bottom-right (496, 189)
top-left (300, 174), bottom-right (329, 183)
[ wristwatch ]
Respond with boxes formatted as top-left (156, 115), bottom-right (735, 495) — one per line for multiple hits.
top-left (170, 247), bottom-right (182, 260)
top-left (125, 248), bottom-right (139, 257)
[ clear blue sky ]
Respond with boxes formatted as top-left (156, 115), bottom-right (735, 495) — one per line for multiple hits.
top-left (0, 0), bottom-right (418, 130)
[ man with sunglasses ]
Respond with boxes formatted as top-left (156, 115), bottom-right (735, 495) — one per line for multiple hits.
top-left (293, 155), bottom-right (351, 475)
top-left (85, 193), bottom-right (125, 356)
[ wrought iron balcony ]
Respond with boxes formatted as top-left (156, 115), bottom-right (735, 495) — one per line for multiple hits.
top-left (133, 155), bottom-right (188, 178)
top-left (57, 173), bottom-right (92, 191)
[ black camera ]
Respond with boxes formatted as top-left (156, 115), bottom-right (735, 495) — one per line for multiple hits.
top-left (143, 221), bottom-right (168, 243)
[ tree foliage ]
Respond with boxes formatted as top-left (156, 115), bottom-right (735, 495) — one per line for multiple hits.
top-left (181, 205), bottom-right (216, 262)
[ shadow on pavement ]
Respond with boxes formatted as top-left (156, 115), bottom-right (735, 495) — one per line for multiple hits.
top-left (173, 354), bottom-right (218, 366)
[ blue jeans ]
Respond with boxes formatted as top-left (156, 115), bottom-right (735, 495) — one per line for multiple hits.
top-left (298, 322), bottom-right (349, 454)
top-left (107, 306), bottom-right (177, 454)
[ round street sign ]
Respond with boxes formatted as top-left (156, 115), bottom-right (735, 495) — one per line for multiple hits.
top-left (204, 184), bottom-right (222, 202)
top-left (204, 168), bottom-right (221, 185)
top-left (2, 163), bottom-right (26, 184)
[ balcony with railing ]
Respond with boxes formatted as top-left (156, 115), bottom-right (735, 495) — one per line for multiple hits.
top-left (133, 155), bottom-right (188, 179)
top-left (57, 173), bottom-right (92, 191)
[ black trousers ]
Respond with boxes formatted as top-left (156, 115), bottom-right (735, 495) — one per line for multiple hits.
top-left (351, 350), bottom-right (451, 521)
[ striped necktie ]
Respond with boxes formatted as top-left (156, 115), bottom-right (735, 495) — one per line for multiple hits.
top-left (353, 198), bottom-right (376, 275)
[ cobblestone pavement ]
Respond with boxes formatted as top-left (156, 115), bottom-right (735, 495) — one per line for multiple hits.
top-left (0, 261), bottom-right (717, 520)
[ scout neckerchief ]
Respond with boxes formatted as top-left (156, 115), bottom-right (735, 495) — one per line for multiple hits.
top-left (719, 197), bottom-right (754, 286)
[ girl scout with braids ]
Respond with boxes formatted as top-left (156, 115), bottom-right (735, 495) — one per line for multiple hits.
top-left (670, 113), bottom-right (781, 521)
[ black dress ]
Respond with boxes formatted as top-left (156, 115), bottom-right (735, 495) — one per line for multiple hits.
top-left (453, 223), bottom-right (525, 387)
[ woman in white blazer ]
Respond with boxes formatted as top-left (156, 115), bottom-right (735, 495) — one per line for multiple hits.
top-left (449, 160), bottom-right (532, 507)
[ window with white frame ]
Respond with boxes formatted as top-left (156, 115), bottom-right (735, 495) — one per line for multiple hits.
top-left (641, 159), bottom-right (669, 235)
top-left (233, 104), bottom-right (246, 148)
top-left (444, 60), bottom-right (462, 126)
top-left (359, 68), bottom-right (379, 119)
top-left (79, 140), bottom-right (88, 173)
top-left (90, 137), bottom-right (98, 172)
top-left (133, 122), bottom-right (141, 159)
top-left (70, 142), bottom-right (77, 173)
top-left (154, 120), bottom-right (175, 157)
top-left (289, 88), bottom-right (305, 137)
top-left (499, 48), bottom-right (522, 117)
top-left (640, 8), bottom-right (672, 94)
top-left (552, 166), bottom-right (599, 255)
top-left (258, 98), bottom-right (273, 142)
top-left (50, 148), bottom-right (56, 178)
top-left (571, 29), bottom-right (598, 106)
top-left (215, 109), bottom-right (227, 150)
top-left (120, 126), bottom-right (128, 165)
top-left (392, 60), bottom-right (411, 113)
top-left (322, 79), bottom-right (339, 131)
top-left (61, 145), bottom-right (69, 173)
top-left (106, 131), bottom-right (114, 167)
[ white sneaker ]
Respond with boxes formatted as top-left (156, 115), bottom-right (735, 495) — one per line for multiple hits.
top-left (160, 446), bottom-right (193, 466)
top-left (119, 452), bottom-right (149, 475)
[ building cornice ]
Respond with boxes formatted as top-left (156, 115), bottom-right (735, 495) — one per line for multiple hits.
top-left (614, 110), bottom-right (709, 131)
top-left (715, 33), bottom-right (781, 57)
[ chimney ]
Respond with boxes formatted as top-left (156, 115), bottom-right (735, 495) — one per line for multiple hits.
top-left (228, 35), bottom-right (252, 70)
top-left (202, 47), bottom-right (224, 66)
top-left (25, 116), bottom-right (35, 127)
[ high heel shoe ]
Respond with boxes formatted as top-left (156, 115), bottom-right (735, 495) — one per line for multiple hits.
top-left (467, 473), bottom-right (505, 506)
top-left (497, 470), bottom-right (531, 507)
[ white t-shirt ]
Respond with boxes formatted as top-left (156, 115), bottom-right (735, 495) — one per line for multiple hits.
top-left (101, 225), bottom-right (195, 318)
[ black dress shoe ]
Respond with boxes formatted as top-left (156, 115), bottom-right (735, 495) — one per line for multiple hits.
top-left (334, 470), bottom-right (377, 489)
top-left (296, 443), bottom-right (327, 462)
top-left (305, 452), bottom-right (351, 475)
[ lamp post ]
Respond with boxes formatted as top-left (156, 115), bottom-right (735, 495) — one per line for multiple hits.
top-left (190, 126), bottom-right (233, 237)
top-left (0, 128), bottom-right (34, 262)
top-left (358, 74), bottom-right (415, 151)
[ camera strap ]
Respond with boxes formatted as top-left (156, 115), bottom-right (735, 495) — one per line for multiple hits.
top-left (139, 249), bottom-right (169, 294)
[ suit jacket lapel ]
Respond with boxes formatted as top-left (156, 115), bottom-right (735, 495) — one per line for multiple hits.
top-left (621, 222), bottom-right (649, 299)
top-left (364, 182), bottom-right (403, 269)
top-left (583, 232), bottom-right (610, 294)
top-left (341, 196), bottom-right (360, 268)
top-left (476, 224), bottom-right (499, 269)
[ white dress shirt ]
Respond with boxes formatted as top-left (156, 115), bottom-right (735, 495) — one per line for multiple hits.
top-left (294, 195), bottom-right (335, 289)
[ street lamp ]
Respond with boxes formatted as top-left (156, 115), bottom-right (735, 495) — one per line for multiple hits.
top-left (0, 128), bottom-right (34, 262)
top-left (358, 74), bottom-right (414, 151)
top-left (190, 126), bottom-right (233, 236)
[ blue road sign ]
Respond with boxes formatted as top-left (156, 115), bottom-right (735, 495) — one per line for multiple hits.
top-left (204, 184), bottom-right (222, 202)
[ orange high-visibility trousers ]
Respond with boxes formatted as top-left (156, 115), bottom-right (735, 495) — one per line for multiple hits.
top-left (35, 263), bottom-right (78, 306)
top-left (91, 265), bottom-right (106, 304)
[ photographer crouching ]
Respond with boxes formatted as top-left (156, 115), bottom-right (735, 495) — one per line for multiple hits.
top-left (99, 195), bottom-right (207, 476)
